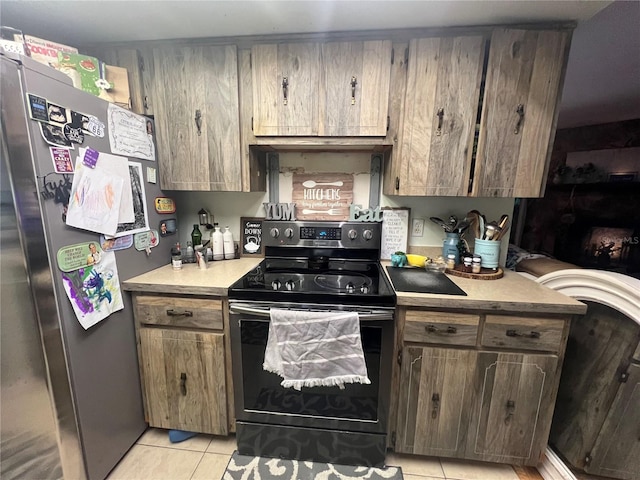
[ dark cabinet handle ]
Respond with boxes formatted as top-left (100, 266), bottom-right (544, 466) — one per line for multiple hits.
top-left (350, 76), bottom-right (358, 105)
top-left (505, 399), bottom-right (515, 425)
top-left (514, 104), bottom-right (525, 134)
top-left (180, 373), bottom-right (187, 396)
top-left (431, 393), bottom-right (440, 419)
top-left (143, 96), bottom-right (149, 111)
top-left (425, 325), bottom-right (457, 334)
top-left (436, 108), bottom-right (444, 136)
top-left (166, 309), bottom-right (193, 317)
top-left (282, 77), bottom-right (289, 105)
top-left (506, 329), bottom-right (540, 339)
top-left (194, 110), bottom-right (202, 136)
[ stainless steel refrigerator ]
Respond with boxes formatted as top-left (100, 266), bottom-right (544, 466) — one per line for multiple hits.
top-left (1, 52), bottom-right (172, 480)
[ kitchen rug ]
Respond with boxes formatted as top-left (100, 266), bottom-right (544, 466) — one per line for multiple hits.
top-left (385, 266), bottom-right (467, 295)
top-left (223, 451), bottom-right (403, 479)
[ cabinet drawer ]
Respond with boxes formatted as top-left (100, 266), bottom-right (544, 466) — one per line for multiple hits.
top-left (134, 295), bottom-right (223, 330)
top-left (481, 315), bottom-right (564, 352)
top-left (404, 311), bottom-right (479, 346)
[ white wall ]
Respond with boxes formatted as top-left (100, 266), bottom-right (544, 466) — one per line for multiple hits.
top-left (172, 151), bottom-right (514, 263)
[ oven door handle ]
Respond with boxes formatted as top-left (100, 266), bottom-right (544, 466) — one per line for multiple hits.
top-left (229, 304), bottom-right (394, 321)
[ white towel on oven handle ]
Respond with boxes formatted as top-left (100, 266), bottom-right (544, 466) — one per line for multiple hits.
top-left (263, 308), bottom-right (371, 391)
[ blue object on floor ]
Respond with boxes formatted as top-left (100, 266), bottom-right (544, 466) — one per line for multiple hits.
top-left (168, 429), bottom-right (197, 443)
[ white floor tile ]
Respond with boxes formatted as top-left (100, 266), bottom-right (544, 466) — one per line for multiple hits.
top-left (205, 434), bottom-right (237, 455)
top-left (137, 428), bottom-right (212, 452)
top-left (190, 453), bottom-right (231, 480)
top-left (404, 476), bottom-right (445, 480)
top-left (106, 444), bottom-right (203, 480)
top-left (386, 453), bottom-right (445, 478)
top-left (440, 458), bottom-right (519, 480)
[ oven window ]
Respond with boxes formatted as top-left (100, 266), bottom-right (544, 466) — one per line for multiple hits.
top-left (239, 320), bottom-right (382, 422)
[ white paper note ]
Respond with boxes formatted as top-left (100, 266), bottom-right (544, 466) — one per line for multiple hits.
top-left (107, 103), bottom-right (155, 161)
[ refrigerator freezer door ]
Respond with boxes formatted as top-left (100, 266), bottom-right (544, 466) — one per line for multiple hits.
top-left (3, 54), bottom-right (172, 480)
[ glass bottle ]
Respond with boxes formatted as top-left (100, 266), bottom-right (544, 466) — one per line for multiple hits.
top-left (191, 224), bottom-right (202, 248)
top-left (185, 241), bottom-right (195, 263)
top-left (171, 242), bottom-right (182, 270)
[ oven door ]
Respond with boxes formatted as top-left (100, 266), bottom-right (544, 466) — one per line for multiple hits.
top-left (229, 301), bottom-right (394, 435)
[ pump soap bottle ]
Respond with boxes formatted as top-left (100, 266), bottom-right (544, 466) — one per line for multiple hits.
top-left (211, 224), bottom-right (224, 260)
top-left (223, 226), bottom-right (234, 260)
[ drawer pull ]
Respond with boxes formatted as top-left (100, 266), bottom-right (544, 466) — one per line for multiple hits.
top-left (166, 309), bottom-right (193, 317)
top-left (431, 393), bottom-right (440, 419)
top-left (350, 76), bottom-right (358, 105)
top-left (180, 373), bottom-right (187, 396)
top-left (425, 325), bottom-right (457, 334)
top-left (505, 329), bottom-right (540, 339)
top-left (282, 76), bottom-right (289, 105)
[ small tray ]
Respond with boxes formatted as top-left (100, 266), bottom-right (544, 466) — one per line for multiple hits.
top-left (446, 266), bottom-right (504, 280)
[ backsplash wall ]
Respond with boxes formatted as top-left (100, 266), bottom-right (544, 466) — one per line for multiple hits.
top-left (172, 152), bottom-right (514, 262)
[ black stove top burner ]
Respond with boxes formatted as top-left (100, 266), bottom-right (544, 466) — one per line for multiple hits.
top-left (229, 259), bottom-right (395, 307)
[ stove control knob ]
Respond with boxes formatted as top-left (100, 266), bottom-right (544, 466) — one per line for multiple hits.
top-left (270, 227), bottom-right (280, 238)
top-left (271, 280), bottom-right (281, 291)
top-left (285, 280), bottom-right (295, 291)
top-left (284, 228), bottom-right (294, 239)
top-left (346, 283), bottom-right (355, 294)
top-left (361, 285), bottom-right (370, 294)
top-left (347, 229), bottom-right (358, 240)
top-left (362, 229), bottom-right (373, 241)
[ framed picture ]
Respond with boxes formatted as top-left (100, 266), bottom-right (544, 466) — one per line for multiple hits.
top-left (380, 207), bottom-right (411, 260)
top-left (159, 218), bottom-right (177, 237)
top-left (240, 217), bottom-right (264, 257)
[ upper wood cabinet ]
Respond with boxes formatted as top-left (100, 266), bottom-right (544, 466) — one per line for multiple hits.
top-left (385, 27), bottom-right (571, 198)
top-left (152, 45), bottom-right (242, 191)
top-left (252, 43), bottom-right (321, 136)
top-left (251, 40), bottom-right (392, 136)
top-left (390, 35), bottom-right (485, 196)
top-left (473, 28), bottom-right (571, 197)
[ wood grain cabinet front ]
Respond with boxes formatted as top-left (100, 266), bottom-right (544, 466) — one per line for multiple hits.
top-left (251, 40), bottom-right (392, 137)
top-left (385, 27), bottom-right (572, 198)
top-left (139, 328), bottom-right (228, 435)
top-left (131, 293), bottom-right (233, 435)
top-left (394, 307), bottom-right (571, 466)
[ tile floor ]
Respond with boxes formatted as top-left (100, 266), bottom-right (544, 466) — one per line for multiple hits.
top-left (107, 428), bottom-right (526, 480)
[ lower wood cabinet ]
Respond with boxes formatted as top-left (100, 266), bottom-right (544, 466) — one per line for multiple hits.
top-left (394, 307), bottom-right (570, 466)
top-left (467, 351), bottom-right (558, 463)
top-left (396, 347), bottom-right (474, 457)
top-left (132, 293), bottom-right (230, 436)
top-left (139, 328), bottom-right (227, 435)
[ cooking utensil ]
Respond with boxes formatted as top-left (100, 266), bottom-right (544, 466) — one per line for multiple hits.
top-left (454, 219), bottom-right (470, 235)
top-left (302, 180), bottom-right (344, 188)
top-left (449, 215), bottom-right (458, 230)
top-left (483, 222), bottom-right (500, 240)
top-left (466, 210), bottom-right (482, 239)
top-left (498, 214), bottom-right (509, 231)
top-left (495, 219), bottom-right (511, 241)
top-left (301, 208), bottom-right (342, 215)
top-left (429, 217), bottom-right (452, 232)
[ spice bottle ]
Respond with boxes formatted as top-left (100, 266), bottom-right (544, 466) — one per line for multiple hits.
top-left (463, 255), bottom-right (473, 273)
top-left (446, 254), bottom-right (456, 270)
top-left (472, 255), bottom-right (482, 273)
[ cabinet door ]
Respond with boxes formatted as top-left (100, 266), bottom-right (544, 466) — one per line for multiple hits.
top-left (394, 36), bottom-right (484, 196)
top-left (252, 43), bottom-right (320, 136)
top-left (473, 28), bottom-right (571, 197)
top-left (468, 351), bottom-right (558, 464)
top-left (585, 363), bottom-right (640, 480)
top-left (153, 45), bottom-right (242, 191)
top-left (140, 328), bottom-right (228, 435)
top-left (396, 347), bottom-right (474, 457)
top-left (319, 40), bottom-right (392, 136)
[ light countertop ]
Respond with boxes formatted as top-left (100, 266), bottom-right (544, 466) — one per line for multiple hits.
top-left (383, 262), bottom-right (586, 315)
top-left (123, 259), bottom-right (586, 315)
top-left (122, 258), bottom-right (263, 296)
